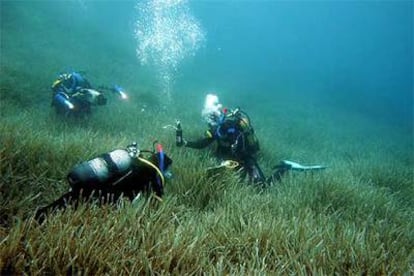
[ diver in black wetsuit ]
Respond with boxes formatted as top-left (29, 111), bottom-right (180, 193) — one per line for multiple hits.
top-left (34, 142), bottom-right (172, 222)
top-left (176, 94), bottom-right (266, 185)
top-left (176, 94), bottom-right (326, 186)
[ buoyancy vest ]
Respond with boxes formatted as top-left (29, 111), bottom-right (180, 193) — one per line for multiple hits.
top-left (210, 108), bottom-right (260, 156)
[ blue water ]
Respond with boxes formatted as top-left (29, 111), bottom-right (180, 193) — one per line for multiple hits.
top-left (1, 0), bottom-right (412, 127)
top-left (183, 1), bottom-right (413, 126)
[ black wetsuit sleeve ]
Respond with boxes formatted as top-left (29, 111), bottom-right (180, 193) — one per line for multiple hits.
top-left (185, 136), bottom-right (214, 149)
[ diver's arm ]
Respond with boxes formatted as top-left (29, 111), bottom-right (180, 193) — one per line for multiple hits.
top-left (185, 136), bottom-right (214, 149)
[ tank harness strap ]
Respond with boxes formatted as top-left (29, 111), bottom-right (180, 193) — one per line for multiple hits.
top-left (102, 153), bottom-right (120, 175)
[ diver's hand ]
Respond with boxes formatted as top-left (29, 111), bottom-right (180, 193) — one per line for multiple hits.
top-left (176, 138), bottom-right (187, 147)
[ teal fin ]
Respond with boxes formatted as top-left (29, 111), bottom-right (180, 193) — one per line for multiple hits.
top-left (279, 160), bottom-right (326, 171)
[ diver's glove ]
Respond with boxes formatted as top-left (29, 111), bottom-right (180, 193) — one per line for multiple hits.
top-left (176, 138), bottom-right (188, 147)
top-left (183, 139), bottom-right (188, 147)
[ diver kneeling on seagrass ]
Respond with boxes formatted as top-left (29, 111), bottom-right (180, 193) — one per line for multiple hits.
top-left (35, 142), bottom-right (172, 222)
top-left (174, 93), bottom-right (325, 186)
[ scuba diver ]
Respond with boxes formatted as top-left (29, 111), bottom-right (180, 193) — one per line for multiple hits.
top-left (175, 93), bottom-right (325, 186)
top-left (51, 71), bottom-right (128, 117)
top-left (35, 142), bottom-right (172, 222)
top-left (51, 71), bottom-right (106, 116)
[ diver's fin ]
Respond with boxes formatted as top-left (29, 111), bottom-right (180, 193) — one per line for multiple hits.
top-left (206, 160), bottom-right (240, 171)
top-left (205, 160), bottom-right (240, 179)
top-left (279, 160), bottom-right (326, 171)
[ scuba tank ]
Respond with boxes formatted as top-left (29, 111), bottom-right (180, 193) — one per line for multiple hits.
top-left (67, 148), bottom-right (135, 190)
top-left (176, 120), bottom-right (183, 146)
top-left (54, 92), bottom-right (74, 110)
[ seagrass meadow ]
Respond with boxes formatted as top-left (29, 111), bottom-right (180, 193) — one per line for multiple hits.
top-left (1, 1), bottom-right (413, 275)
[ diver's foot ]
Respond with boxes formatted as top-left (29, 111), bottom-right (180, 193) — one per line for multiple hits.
top-left (280, 160), bottom-right (326, 171)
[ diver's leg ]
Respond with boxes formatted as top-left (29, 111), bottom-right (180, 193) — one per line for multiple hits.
top-left (244, 158), bottom-right (266, 186)
top-left (34, 190), bottom-right (79, 223)
top-left (267, 162), bottom-right (292, 184)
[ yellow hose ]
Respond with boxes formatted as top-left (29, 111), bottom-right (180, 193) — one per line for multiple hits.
top-left (137, 157), bottom-right (165, 188)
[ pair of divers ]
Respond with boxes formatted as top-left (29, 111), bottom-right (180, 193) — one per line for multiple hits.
top-left (36, 71), bottom-right (157, 222)
top-left (51, 71), bottom-right (128, 117)
top-left (37, 90), bottom-right (325, 222)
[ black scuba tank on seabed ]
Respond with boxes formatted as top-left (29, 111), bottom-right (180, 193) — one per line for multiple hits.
top-left (67, 148), bottom-right (134, 191)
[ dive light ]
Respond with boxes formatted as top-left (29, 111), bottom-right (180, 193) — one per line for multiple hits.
top-left (113, 85), bottom-right (128, 100)
top-left (54, 92), bottom-right (74, 110)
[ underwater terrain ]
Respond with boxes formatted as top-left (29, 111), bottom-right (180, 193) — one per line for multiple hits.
top-left (1, 0), bottom-right (413, 274)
